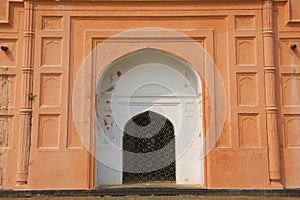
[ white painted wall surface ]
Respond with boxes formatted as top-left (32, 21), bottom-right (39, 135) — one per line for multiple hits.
top-left (95, 49), bottom-right (203, 186)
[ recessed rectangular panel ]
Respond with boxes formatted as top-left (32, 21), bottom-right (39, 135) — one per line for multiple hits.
top-left (282, 74), bottom-right (300, 106)
top-left (235, 15), bottom-right (255, 30)
top-left (42, 16), bottom-right (63, 30)
top-left (41, 38), bottom-right (62, 66)
top-left (0, 39), bottom-right (17, 67)
top-left (238, 113), bottom-right (260, 148)
top-left (0, 1), bottom-right (7, 22)
top-left (38, 114), bottom-right (60, 148)
top-left (237, 73), bottom-right (258, 106)
top-left (40, 74), bottom-right (61, 107)
top-left (289, 0), bottom-right (300, 21)
top-left (0, 116), bottom-right (12, 148)
top-left (280, 39), bottom-right (300, 67)
top-left (0, 75), bottom-right (16, 110)
top-left (284, 114), bottom-right (300, 147)
top-left (236, 38), bottom-right (256, 66)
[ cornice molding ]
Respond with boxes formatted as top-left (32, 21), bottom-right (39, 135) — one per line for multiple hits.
top-left (0, 0), bottom-right (289, 24)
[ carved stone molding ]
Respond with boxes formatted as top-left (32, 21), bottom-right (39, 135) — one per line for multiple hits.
top-left (263, 0), bottom-right (282, 188)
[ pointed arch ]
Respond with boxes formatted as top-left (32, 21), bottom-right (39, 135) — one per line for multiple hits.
top-left (123, 110), bottom-right (176, 184)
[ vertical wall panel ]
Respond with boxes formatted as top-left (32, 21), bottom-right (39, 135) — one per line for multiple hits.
top-left (0, 30), bottom-right (21, 188)
top-left (210, 11), bottom-right (269, 188)
top-left (28, 12), bottom-right (89, 189)
top-left (279, 34), bottom-right (300, 187)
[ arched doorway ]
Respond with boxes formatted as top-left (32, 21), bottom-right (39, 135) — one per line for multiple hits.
top-left (95, 48), bottom-right (203, 186)
top-left (123, 110), bottom-right (176, 184)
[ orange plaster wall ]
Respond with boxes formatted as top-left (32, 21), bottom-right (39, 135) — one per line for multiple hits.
top-left (0, 0), bottom-right (299, 190)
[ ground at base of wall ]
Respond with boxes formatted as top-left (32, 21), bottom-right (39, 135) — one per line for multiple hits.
top-left (1, 196), bottom-right (300, 200)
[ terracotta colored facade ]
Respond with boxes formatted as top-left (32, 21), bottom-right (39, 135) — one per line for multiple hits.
top-left (0, 0), bottom-right (300, 190)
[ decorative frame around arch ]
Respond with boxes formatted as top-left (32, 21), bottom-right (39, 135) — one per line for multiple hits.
top-left (72, 28), bottom-right (226, 187)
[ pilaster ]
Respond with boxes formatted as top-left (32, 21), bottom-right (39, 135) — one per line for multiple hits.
top-left (16, 0), bottom-right (34, 185)
top-left (263, 0), bottom-right (282, 187)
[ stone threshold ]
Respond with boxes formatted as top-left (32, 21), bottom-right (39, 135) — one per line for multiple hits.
top-left (0, 187), bottom-right (299, 198)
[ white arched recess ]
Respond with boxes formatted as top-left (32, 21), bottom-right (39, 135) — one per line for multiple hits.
top-left (95, 48), bottom-right (203, 186)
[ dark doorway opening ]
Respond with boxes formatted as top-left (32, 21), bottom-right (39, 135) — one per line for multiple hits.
top-left (122, 110), bottom-right (176, 184)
